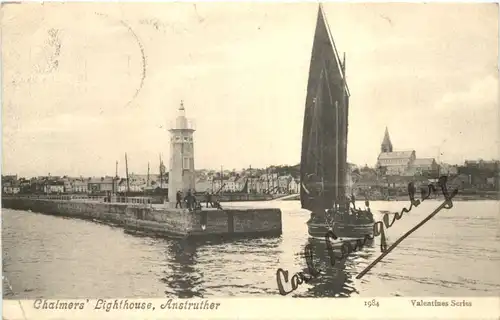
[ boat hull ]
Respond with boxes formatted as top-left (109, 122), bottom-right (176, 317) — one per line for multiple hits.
top-left (306, 207), bottom-right (374, 243)
top-left (307, 220), bottom-right (373, 240)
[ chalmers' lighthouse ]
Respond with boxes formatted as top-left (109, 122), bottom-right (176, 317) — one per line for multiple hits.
top-left (168, 100), bottom-right (196, 204)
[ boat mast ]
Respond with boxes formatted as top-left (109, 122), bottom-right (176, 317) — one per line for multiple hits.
top-left (266, 167), bottom-right (270, 192)
top-left (125, 153), bottom-right (130, 194)
top-left (159, 154), bottom-right (163, 189)
top-left (249, 164), bottom-right (252, 192)
top-left (114, 160), bottom-right (118, 194)
top-left (342, 52), bottom-right (347, 201)
top-left (335, 101), bottom-right (339, 203)
top-left (147, 162), bottom-right (150, 188)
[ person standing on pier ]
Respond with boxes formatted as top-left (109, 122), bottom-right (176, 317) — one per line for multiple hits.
top-left (176, 190), bottom-right (183, 208)
top-left (205, 190), bottom-right (212, 208)
top-left (185, 189), bottom-right (195, 211)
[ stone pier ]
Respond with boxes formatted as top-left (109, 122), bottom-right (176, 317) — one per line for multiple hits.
top-left (2, 196), bottom-right (282, 240)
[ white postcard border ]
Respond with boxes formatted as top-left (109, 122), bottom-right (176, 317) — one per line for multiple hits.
top-left (2, 297), bottom-right (500, 319)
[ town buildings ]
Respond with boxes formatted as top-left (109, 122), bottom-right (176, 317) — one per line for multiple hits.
top-left (43, 181), bottom-right (65, 194)
top-left (3, 155), bottom-right (497, 196)
top-left (2, 175), bottom-right (20, 194)
top-left (192, 170), bottom-right (299, 194)
top-left (88, 176), bottom-right (117, 193)
top-left (458, 159), bottom-right (500, 190)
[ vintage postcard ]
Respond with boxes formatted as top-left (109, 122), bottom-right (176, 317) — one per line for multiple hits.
top-left (1, 1), bottom-right (499, 319)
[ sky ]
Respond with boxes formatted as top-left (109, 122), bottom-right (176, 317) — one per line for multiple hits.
top-left (2, 2), bottom-right (498, 177)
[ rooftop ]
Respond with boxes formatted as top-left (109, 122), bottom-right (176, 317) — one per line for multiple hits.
top-left (378, 150), bottom-right (415, 160)
top-left (88, 177), bottom-right (115, 184)
top-left (413, 158), bottom-right (436, 166)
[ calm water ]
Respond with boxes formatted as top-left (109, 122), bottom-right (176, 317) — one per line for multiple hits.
top-left (2, 200), bottom-right (500, 298)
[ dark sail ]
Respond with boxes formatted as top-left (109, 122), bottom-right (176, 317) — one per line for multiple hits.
top-left (300, 4), bottom-right (349, 211)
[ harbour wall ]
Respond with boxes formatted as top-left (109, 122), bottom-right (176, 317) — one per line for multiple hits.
top-left (195, 193), bottom-right (274, 202)
top-left (1, 197), bottom-right (282, 240)
top-left (11, 192), bottom-right (276, 204)
top-left (2, 197), bottom-right (131, 225)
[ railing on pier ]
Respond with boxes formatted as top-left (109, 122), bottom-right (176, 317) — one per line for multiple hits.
top-left (112, 196), bottom-right (152, 206)
top-left (5, 194), bottom-right (104, 201)
top-left (71, 195), bottom-right (104, 202)
top-left (4, 194), bottom-right (153, 206)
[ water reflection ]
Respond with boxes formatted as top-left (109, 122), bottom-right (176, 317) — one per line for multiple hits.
top-left (161, 236), bottom-right (283, 297)
top-left (299, 237), bottom-right (375, 297)
top-left (161, 239), bottom-right (205, 298)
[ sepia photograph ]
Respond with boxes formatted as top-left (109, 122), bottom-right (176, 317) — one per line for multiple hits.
top-left (1, 1), bottom-right (499, 309)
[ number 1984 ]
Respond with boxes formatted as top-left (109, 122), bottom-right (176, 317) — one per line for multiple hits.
top-left (364, 299), bottom-right (380, 307)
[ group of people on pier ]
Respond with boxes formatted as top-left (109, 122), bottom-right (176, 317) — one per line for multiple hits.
top-left (175, 190), bottom-right (222, 211)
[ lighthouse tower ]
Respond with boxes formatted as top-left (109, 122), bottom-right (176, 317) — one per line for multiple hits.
top-left (168, 100), bottom-right (196, 204)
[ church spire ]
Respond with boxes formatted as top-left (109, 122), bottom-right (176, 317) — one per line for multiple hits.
top-left (381, 127), bottom-right (393, 153)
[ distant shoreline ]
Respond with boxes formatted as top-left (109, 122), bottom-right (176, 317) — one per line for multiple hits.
top-left (279, 193), bottom-right (499, 202)
top-left (2, 191), bottom-right (497, 203)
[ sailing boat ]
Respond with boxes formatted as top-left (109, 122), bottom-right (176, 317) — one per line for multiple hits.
top-left (301, 4), bottom-right (374, 241)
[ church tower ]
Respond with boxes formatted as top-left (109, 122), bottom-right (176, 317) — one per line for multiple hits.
top-left (381, 127), bottom-right (393, 153)
top-left (168, 101), bottom-right (196, 204)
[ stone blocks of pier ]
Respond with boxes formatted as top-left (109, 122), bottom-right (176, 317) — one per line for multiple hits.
top-left (187, 207), bottom-right (282, 238)
top-left (2, 197), bottom-right (283, 240)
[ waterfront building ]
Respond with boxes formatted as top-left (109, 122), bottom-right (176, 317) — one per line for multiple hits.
top-left (291, 177), bottom-right (300, 193)
top-left (376, 127), bottom-right (438, 176)
top-left (411, 158), bottom-right (439, 175)
top-left (206, 175), bottom-right (246, 193)
top-left (29, 177), bottom-right (44, 193)
top-left (130, 179), bottom-right (146, 192)
top-left (2, 181), bottom-right (20, 194)
top-left (62, 178), bottom-right (73, 193)
top-left (195, 177), bottom-right (212, 193)
top-left (352, 167), bottom-right (380, 194)
top-left (168, 101), bottom-right (196, 203)
top-left (225, 176), bottom-right (238, 192)
top-left (439, 163), bottom-right (459, 175)
top-left (277, 175), bottom-right (289, 193)
top-left (88, 177), bottom-right (116, 193)
top-left (211, 176), bottom-right (227, 193)
top-left (246, 176), bottom-right (260, 193)
top-left (1, 175), bottom-right (20, 195)
top-left (449, 173), bottom-right (471, 189)
top-left (460, 159), bottom-right (499, 190)
top-left (377, 150), bottom-right (416, 175)
top-left (464, 159), bottom-right (499, 171)
top-left (18, 178), bottom-right (31, 193)
top-left (258, 173), bottom-right (279, 193)
top-left (276, 175), bottom-right (297, 193)
top-left (235, 177), bottom-right (248, 192)
top-left (43, 181), bottom-right (64, 194)
top-left (2, 174), bottom-right (18, 181)
top-left (72, 180), bottom-right (88, 193)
